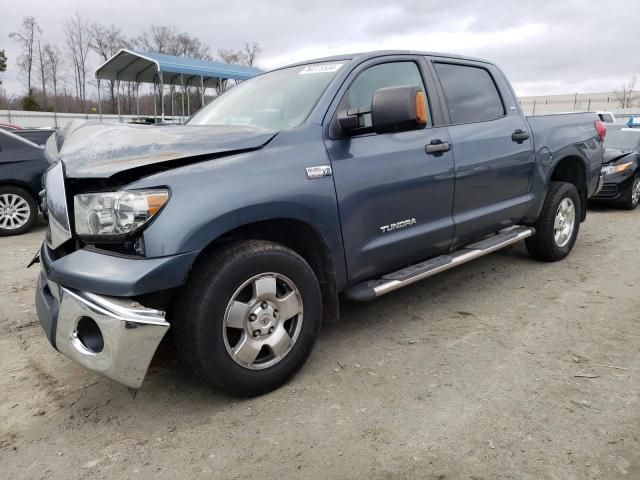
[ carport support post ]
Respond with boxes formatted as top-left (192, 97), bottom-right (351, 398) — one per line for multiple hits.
top-left (136, 82), bottom-right (140, 117)
top-left (160, 72), bottom-right (165, 122)
top-left (180, 74), bottom-right (186, 123)
top-left (116, 79), bottom-right (122, 123)
top-left (153, 82), bottom-right (157, 122)
top-left (97, 75), bottom-right (102, 120)
top-left (170, 80), bottom-right (175, 123)
top-left (186, 78), bottom-right (191, 116)
top-left (200, 75), bottom-right (205, 107)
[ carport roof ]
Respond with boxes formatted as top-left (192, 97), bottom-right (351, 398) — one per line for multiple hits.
top-left (95, 49), bottom-right (263, 84)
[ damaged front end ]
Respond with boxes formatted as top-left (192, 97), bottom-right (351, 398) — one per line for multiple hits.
top-left (35, 121), bottom-right (277, 388)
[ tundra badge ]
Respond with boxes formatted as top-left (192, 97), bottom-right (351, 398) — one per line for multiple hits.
top-left (306, 165), bottom-right (332, 179)
top-left (380, 218), bottom-right (417, 233)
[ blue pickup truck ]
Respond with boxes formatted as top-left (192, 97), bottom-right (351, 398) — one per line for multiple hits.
top-left (35, 51), bottom-right (605, 396)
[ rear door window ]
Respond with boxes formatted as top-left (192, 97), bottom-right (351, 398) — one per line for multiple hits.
top-left (433, 62), bottom-right (504, 124)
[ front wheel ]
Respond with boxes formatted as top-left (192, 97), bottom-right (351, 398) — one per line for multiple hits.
top-left (621, 173), bottom-right (640, 210)
top-left (526, 181), bottom-right (581, 261)
top-left (0, 186), bottom-right (38, 236)
top-left (173, 240), bottom-right (322, 397)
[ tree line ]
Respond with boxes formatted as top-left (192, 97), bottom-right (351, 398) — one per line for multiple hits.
top-left (1, 15), bottom-right (261, 115)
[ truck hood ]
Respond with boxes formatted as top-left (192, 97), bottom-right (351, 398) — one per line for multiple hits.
top-left (54, 122), bottom-right (278, 178)
top-left (603, 148), bottom-right (633, 164)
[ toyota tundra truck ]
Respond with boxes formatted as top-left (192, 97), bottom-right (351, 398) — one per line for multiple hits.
top-left (34, 51), bottom-right (606, 396)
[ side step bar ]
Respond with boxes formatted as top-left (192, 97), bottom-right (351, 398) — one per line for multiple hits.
top-left (344, 226), bottom-right (534, 301)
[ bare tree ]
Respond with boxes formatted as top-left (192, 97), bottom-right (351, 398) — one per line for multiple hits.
top-left (9, 16), bottom-right (40, 94)
top-left (35, 39), bottom-right (48, 109)
top-left (217, 48), bottom-right (243, 64)
top-left (615, 76), bottom-right (639, 109)
top-left (136, 25), bottom-right (176, 54)
top-left (43, 44), bottom-right (62, 109)
top-left (64, 12), bottom-right (91, 112)
top-left (90, 23), bottom-right (126, 113)
top-left (174, 32), bottom-right (212, 60)
top-left (242, 42), bottom-right (262, 67)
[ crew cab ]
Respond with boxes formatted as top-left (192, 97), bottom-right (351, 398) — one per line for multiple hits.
top-left (34, 51), bottom-right (605, 396)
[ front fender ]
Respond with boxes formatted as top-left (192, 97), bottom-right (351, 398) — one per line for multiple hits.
top-left (127, 127), bottom-right (348, 290)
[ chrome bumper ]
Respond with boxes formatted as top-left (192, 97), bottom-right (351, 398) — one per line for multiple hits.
top-left (36, 273), bottom-right (169, 389)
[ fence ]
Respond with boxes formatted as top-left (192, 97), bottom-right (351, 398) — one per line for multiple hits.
top-left (0, 110), bottom-right (187, 129)
top-left (3, 105), bottom-right (640, 129)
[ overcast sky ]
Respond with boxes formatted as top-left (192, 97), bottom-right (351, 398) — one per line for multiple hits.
top-left (2, 0), bottom-right (639, 98)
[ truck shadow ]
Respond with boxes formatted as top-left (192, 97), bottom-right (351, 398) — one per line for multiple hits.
top-left (144, 243), bottom-right (541, 401)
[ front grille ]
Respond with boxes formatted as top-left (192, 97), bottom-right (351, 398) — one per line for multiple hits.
top-left (593, 183), bottom-right (619, 199)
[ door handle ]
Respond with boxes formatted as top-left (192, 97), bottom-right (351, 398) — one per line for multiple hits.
top-left (511, 129), bottom-right (530, 143)
top-left (425, 140), bottom-right (451, 155)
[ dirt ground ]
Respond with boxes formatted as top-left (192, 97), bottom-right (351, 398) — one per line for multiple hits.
top-left (1, 209), bottom-right (639, 480)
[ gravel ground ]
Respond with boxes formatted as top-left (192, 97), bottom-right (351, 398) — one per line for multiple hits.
top-left (1, 209), bottom-right (639, 480)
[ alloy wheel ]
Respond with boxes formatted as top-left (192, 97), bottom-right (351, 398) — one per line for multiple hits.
top-left (0, 193), bottom-right (31, 230)
top-left (554, 197), bottom-right (576, 248)
top-left (223, 272), bottom-right (303, 370)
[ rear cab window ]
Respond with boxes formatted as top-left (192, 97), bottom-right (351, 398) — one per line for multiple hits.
top-left (433, 62), bottom-right (505, 124)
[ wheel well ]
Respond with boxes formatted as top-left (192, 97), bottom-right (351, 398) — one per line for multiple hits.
top-left (0, 182), bottom-right (39, 205)
top-left (200, 219), bottom-right (339, 323)
top-left (550, 156), bottom-right (588, 220)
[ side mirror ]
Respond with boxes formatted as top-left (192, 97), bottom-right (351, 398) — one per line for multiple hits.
top-left (371, 85), bottom-right (428, 134)
top-left (338, 85), bottom-right (428, 135)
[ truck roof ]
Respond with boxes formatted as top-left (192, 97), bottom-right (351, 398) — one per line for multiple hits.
top-left (279, 50), bottom-right (494, 70)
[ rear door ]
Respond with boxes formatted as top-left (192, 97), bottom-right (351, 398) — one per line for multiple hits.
top-left (428, 59), bottom-right (535, 246)
top-left (324, 56), bottom-right (455, 283)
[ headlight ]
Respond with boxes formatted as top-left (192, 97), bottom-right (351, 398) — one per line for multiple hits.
top-left (74, 189), bottom-right (169, 238)
top-left (602, 162), bottom-right (633, 176)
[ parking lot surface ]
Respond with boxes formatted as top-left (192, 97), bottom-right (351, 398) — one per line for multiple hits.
top-left (1, 210), bottom-right (639, 479)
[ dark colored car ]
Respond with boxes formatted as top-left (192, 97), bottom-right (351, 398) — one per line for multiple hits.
top-left (591, 125), bottom-right (640, 209)
top-left (0, 129), bottom-right (52, 235)
top-left (35, 50), bottom-right (605, 396)
top-left (13, 128), bottom-right (56, 147)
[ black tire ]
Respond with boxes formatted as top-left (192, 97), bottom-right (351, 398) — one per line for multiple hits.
top-left (173, 240), bottom-right (322, 397)
top-left (620, 173), bottom-right (640, 210)
top-left (526, 181), bottom-right (581, 262)
top-left (0, 186), bottom-right (38, 236)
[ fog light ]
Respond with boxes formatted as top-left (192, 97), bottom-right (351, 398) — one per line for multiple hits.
top-left (76, 317), bottom-right (104, 353)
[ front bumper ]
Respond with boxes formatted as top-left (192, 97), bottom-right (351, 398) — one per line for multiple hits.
top-left (592, 169), bottom-right (635, 201)
top-left (35, 269), bottom-right (169, 389)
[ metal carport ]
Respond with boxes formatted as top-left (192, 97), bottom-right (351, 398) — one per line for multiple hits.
top-left (95, 49), bottom-right (263, 122)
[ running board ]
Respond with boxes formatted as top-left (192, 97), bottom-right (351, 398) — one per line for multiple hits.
top-left (344, 226), bottom-right (534, 301)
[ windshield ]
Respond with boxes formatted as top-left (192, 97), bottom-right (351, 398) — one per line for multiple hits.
top-left (605, 129), bottom-right (640, 150)
top-left (188, 61), bottom-right (345, 130)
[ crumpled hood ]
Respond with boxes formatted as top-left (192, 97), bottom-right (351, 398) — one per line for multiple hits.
top-left (54, 121), bottom-right (278, 178)
top-left (603, 148), bottom-right (633, 165)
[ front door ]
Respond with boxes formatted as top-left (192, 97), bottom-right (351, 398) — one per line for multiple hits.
top-left (324, 58), bottom-right (455, 283)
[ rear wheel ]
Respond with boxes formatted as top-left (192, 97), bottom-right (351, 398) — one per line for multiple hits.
top-left (621, 173), bottom-right (640, 210)
top-left (0, 186), bottom-right (38, 236)
top-left (173, 240), bottom-right (322, 397)
top-left (526, 181), bottom-right (581, 261)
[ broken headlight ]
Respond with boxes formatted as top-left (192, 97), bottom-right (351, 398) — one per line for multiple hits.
top-left (74, 189), bottom-right (169, 239)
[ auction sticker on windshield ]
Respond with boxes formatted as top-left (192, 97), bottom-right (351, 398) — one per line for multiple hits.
top-left (299, 64), bottom-right (343, 74)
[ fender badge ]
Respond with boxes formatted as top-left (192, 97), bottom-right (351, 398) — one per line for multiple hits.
top-left (306, 165), bottom-right (332, 179)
